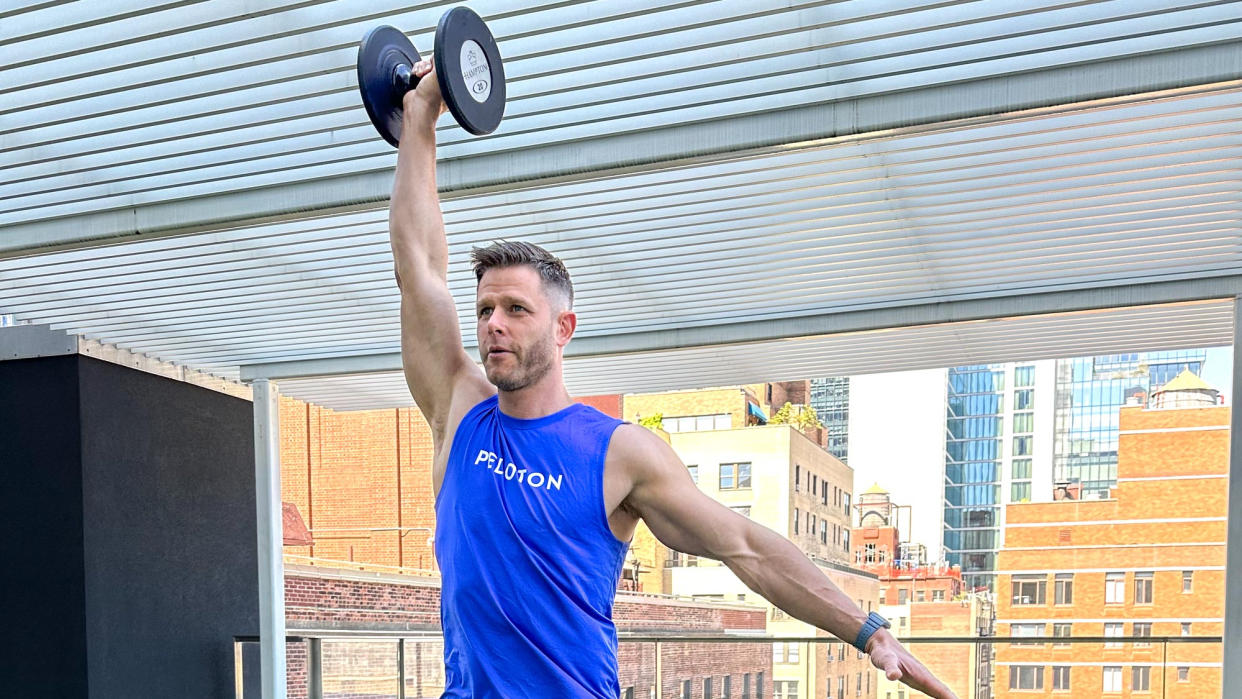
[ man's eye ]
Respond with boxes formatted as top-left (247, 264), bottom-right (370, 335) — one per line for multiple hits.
top-left (510, 305), bottom-right (525, 312)
top-left (478, 307), bottom-right (492, 317)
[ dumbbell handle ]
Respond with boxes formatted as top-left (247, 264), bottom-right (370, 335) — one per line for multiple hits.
top-left (392, 63), bottom-right (419, 96)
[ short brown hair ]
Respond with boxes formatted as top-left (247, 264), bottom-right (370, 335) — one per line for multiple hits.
top-left (471, 240), bottom-right (574, 308)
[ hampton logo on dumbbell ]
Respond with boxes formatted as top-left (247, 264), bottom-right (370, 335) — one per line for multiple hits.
top-left (357, 6), bottom-right (505, 147)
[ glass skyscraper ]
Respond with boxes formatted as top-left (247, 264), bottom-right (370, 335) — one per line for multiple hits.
top-left (1052, 350), bottom-right (1209, 498)
top-left (943, 365), bottom-right (1006, 592)
top-left (809, 377), bottom-right (849, 463)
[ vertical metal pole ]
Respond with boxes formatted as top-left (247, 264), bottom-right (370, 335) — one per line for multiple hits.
top-left (234, 640), bottom-right (245, 699)
top-left (654, 640), bottom-right (662, 699)
top-left (307, 638), bottom-right (322, 699)
top-left (253, 379), bottom-right (287, 699)
top-left (1225, 297), bottom-right (1242, 698)
top-left (397, 638), bottom-right (407, 699)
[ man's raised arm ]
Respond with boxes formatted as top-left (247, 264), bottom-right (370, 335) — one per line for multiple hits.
top-left (389, 60), bottom-right (487, 437)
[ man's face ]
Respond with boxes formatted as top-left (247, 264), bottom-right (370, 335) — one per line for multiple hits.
top-left (475, 265), bottom-right (571, 392)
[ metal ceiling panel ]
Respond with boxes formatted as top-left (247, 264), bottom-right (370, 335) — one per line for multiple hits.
top-left (3, 0), bottom-right (1240, 249)
top-left (1, 84), bottom-right (1238, 403)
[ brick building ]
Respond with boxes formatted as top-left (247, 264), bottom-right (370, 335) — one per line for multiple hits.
top-left (851, 485), bottom-right (993, 699)
top-left (283, 565), bottom-right (772, 698)
top-left (994, 371), bottom-right (1227, 697)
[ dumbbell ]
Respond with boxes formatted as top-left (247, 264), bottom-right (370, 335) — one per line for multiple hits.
top-left (357, 6), bottom-right (506, 147)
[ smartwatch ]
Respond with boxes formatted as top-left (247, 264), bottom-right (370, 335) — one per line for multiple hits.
top-left (853, 611), bottom-right (891, 653)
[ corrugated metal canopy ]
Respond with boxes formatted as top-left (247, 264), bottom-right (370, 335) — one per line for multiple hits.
top-left (1, 2), bottom-right (1241, 410)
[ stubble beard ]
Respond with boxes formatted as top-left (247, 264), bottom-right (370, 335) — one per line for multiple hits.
top-left (488, 334), bottom-right (556, 393)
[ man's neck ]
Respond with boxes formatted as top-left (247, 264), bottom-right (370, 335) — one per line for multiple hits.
top-left (496, 374), bottom-right (573, 419)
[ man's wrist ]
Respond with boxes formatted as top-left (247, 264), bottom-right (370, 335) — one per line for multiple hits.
top-left (864, 626), bottom-right (894, 654)
top-left (853, 611), bottom-right (892, 652)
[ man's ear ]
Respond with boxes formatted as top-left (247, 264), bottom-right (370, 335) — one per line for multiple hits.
top-left (556, 309), bottom-right (577, 347)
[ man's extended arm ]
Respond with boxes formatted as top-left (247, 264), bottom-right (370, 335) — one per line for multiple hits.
top-left (616, 424), bottom-right (958, 699)
top-left (389, 61), bottom-right (488, 438)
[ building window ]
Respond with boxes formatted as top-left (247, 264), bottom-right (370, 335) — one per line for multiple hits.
top-left (1011, 482), bottom-right (1031, 501)
top-left (757, 672), bottom-right (764, 699)
top-left (772, 680), bottom-right (798, 699)
top-left (664, 414), bottom-right (731, 433)
top-left (703, 677), bottom-right (712, 699)
top-left (624, 688), bottom-right (634, 699)
top-left (842, 529), bottom-right (850, 552)
top-left (809, 514), bottom-right (816, 536)
top-left (1134, 572), bottom-right (1154, 605)
top-left (731, 505), bottom-right (752, 518)
top-left (1054, 574), bottom-right (1074, 605)
top-left (811, 474), bottom-right (817, 494)
top-left (1011, 575), bottom-right (1047, 605)
top-left (1182, 570), bottom-right (1193, 593)
top-left (1013, 412), bottom-right (1034, 433)
top-left (1132, 666), bottom-right (1151, 692)
top-left (822, 484), bottom-right (829, 505)
top-left (1015, 388), bottom-right (1034, 409)
top-left (820, 519), bottom-right (827, 545)
top-left (1104, 623), bottom-right (1124, 649)
top-left (1105, 572), bottom-right (1125, 604)
top-left (1013, 435), bottom-right (1033, 456)
top-left (794, 508), bottom-right (799, 535)
top-left (897, 588), bottom-right (908, 604)
top-left (933, 590), bottom-right (945, 602)
top-left (1015, 365), bottom-right (1035, 387)
top-left (723, 676), bottom-right (731, 698)
top-left (742, 674), bottom-right (751, 699)
top-left (687, 465), bottom-right (698, 483)
top-left (1133, 622), bottom-right (1152, 647)
top-left (856, 672), bottom-right (862, 696)
top-left (1052, 623), bottom-right (1072, 647)
top-left (916, 590), bottom-right (925, 602)
top-left (1011, 458), bottom-right (1033, 479)
top-left (1052, 666), bottom-right (1070, 691)
top-left (1102, 667), bottom-right (1122, 692)
top-left (1178, 667), bottom-right (1190, 682)
top-left (795, 465), bottom-right (800, 491)
top-left (682, 680), bottom-right (691, 699)
top-left (1011, 623), bottom-right (1045, 646)
top-left (720, 462), bottom-right (751, 489)
top-left (1182, 622), bottom-right (1191, 637)
top-left (1008, 666), bottom-right (1044, 690)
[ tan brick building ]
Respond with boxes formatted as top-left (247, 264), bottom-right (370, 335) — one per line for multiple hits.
top-left (994, 372), bottom-right (1227, 697)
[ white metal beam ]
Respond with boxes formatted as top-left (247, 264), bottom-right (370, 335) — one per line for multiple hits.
top-left (252, 379), bottom-right (286, 699)
top-left (241, 275), bottom-right (1242, 381)
top-left (1224, 295), bottom-right (1242, 697)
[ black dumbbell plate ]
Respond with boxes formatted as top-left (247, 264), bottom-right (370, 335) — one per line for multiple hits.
top-left (357, 25), bottom-right (421, 148)
top-left (434, 7), bottom-right (506, 136)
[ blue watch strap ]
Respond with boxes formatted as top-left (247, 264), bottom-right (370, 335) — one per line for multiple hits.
top-left (853, 611), bottom-right (890, 652)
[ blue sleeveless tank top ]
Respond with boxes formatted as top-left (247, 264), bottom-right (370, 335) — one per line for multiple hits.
top-left (435, 395), bottom-right (629, 698)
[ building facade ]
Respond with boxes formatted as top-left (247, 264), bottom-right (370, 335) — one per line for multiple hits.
top-left (811, 377), bottom-right (850, 463)
top-left (994, 373), bottom-right (1227, 697)
top-left (942, 362), bottom-right (1056, 593)
top-left (1051, 350), bottom-right (1209, 499)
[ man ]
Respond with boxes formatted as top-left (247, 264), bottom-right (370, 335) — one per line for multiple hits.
top-left (391, 58), bottom-right (957, 699)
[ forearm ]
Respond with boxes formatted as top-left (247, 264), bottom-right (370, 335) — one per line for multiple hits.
top-left (389, 99), bottom-right (447, 287)
top-left (723, 524), bottom-right (868, 645)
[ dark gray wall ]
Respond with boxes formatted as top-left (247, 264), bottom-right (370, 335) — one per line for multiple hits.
top-left (1, 355), bottom-right (260, 698)
top-left (78, 357), bottom-right (260, 698)
top-left (0, 355), bottom-right (89, 696)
